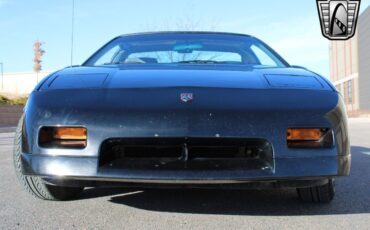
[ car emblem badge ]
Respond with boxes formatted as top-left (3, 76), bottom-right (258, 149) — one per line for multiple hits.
top-left (180, 93), bottom-right (193, 103)
top-left (316, 0), bottom-right (361, 40)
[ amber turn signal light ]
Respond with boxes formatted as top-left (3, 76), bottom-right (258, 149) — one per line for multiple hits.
top-left (53, 127), bottom-right (87, 140)
top-left (287, 128), bottom-right (322, 141)
top-left (287, 128), bottom-right (333, 148)
top-left (39, 127), bottom-right (87, 149)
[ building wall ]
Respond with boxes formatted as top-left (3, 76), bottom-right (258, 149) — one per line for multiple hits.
top-left (358, 7), bottom-right (370, 110)
top-left (0, 71), bottom-right (52, 97)
top-left (329, 35), bottom-right (359, 112)
top-left (329, 6), bottom-right (370, 114)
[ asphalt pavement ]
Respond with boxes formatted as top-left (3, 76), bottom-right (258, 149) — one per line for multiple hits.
top-left (0, 119), bottom-right (369, 229)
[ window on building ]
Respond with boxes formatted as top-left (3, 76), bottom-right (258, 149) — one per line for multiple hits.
top-left (336, 85), bottom-right (341, 94)
top-left (348, 80), bottom-right (353, 104)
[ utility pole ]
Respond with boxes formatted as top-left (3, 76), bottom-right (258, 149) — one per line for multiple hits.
top-left (70, 0), bottom-right (75, 66)
top-left (0, 63), bottom-right (3, 91)
top-left (33, 41), bottom-right (45, 84)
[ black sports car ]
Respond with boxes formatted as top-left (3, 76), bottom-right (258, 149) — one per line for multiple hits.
top-left (14, 32), bottom-right (350, 202)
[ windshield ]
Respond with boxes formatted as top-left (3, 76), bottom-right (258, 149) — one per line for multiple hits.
top-left (84, 33), bottom-right (288, 68)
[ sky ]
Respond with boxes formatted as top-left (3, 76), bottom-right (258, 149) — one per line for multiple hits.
top-left (0, 0), bottom-right (369, 78)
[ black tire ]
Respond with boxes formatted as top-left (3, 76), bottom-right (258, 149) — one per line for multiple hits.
top-left (13, 115), bottom-right (84, 201)
top-left (297, 179), bottom-right (335, 203)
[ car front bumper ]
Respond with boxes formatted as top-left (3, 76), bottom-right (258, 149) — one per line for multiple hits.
top-left (21, 153), bottom-right (350, 188)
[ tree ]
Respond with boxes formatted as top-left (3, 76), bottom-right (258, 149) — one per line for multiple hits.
top-left (33, 40), bottom-right (45, 73)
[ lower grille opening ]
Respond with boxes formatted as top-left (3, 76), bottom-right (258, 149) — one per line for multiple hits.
top-left (119, 146), bottom-right (183, 158)
top-left (99, 138), bottom-right (273, 171)
top-left (189, 146), bottom-right (258, 159)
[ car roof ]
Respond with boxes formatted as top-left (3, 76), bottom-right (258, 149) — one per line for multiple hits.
top-left (118, 31), bottom-right (253, 38)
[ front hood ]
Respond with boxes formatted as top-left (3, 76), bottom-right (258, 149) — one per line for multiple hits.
top-left (40, 65), bottom-right (334, 91)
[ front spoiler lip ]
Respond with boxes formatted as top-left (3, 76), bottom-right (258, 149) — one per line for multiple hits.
top-left (40, 175), bottom-right (330, 184)
top-left (41, 176), bottom-right (331, 189)
top-left (21, 153), bottom-right (351, 183)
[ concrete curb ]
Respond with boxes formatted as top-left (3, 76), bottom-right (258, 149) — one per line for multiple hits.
top-left (0, 105), bottom-right (23, 125)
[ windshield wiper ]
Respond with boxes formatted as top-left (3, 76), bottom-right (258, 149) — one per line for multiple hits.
top-left (177, 60), bottom-right (224, 64)
top-left (103, 62), bottom-right (123, 65)
top-left (103, 61), bottom-right (145, 65)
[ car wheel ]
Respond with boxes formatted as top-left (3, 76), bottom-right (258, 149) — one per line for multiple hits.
top-left (13, 115), bottom-right (84, 201)
top-left (296, 179), bottom-right (335, 203)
